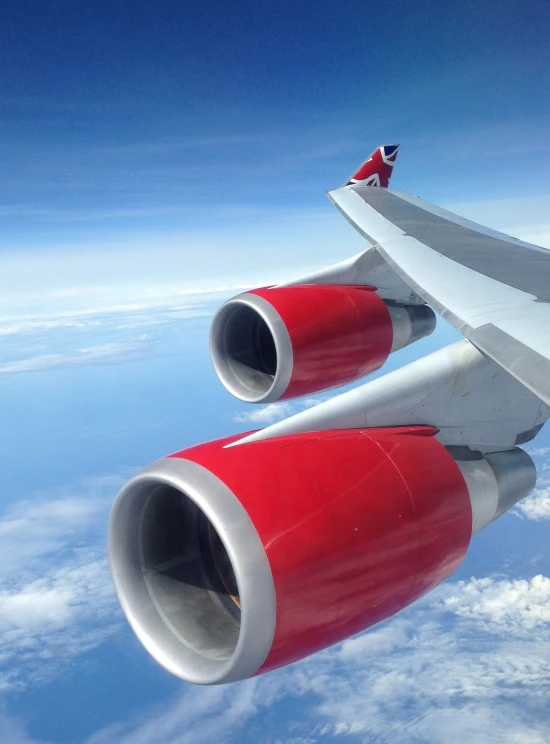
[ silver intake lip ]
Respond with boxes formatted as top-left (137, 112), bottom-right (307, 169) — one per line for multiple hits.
top-left (209, 292), bottom-right (294, 403)
top-left (108, 457), bottom-right (276, 684)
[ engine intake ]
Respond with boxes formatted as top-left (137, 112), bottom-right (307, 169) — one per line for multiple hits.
top-left (209, 285), bottom-right (436, 403)
top-left (109, 454), bottom-right (276, 685)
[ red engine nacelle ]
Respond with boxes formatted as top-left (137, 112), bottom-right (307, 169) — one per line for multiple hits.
top-left (108, 426), bottom-right (472, 685)
top-left (209, 285), bottom-right (436, 403)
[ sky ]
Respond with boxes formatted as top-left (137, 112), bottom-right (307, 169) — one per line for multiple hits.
top-left (1, 0), bottom-right (550, 742)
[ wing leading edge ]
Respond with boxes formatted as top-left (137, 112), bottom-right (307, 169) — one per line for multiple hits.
top-left (328, 183), bottom-right (550, 407)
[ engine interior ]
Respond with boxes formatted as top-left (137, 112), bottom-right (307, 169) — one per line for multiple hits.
top-left (138, 483), bottom-right (241, 661)
top-left (210, 300), bottom-right (278, 401)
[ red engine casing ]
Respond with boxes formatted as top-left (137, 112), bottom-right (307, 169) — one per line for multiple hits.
top-left (209, 284), bottom-right (395, 403)
top-left (172, 426), bottom-right (472, 676)
top-left (250, 285), bottom-right (393, 400)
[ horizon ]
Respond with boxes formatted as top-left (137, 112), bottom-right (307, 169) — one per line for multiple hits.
top-left (1, 1), bottom-right (550, 742)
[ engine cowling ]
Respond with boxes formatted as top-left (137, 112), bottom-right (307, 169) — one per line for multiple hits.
top-left (108, 427), bottom-right (536, 686)
top-left (209, 285), bottom-right (436, 403)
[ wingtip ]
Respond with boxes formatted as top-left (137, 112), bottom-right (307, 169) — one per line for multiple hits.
top-left (344, 144), bottom-right (400, 188)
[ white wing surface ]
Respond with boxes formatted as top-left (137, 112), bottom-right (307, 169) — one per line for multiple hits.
top-left (328, 185), bottom-right (550, 406)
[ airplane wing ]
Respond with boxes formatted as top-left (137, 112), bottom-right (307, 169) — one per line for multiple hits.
top-left (328, 184), bottom-right (550, 407)
top-left (108, 143), bottom-right (549, 687)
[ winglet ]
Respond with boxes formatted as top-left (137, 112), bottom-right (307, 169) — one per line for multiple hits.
top-left (344, 144), bottom-right (399, 188)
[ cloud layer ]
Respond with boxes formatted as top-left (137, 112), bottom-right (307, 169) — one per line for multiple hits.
top-left (84, 575), bottom-right (550, 744)
top-left (1, 440), bottom-right (549, 742)
top-left (0, 285), bottom-right (244, 374)
top-left (0, 477), bottom-right (125, 691)
top-left (1, 280), bottom-right (550, 742)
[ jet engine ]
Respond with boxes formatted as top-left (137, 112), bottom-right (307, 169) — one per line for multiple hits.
top-left (108, 426), bottom-right (534, 685)
top-left (209, 285), bottom-right (436, 403)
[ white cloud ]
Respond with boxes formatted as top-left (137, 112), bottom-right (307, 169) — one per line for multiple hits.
top-left (515, 487), bottom-right (550, 521)
top-left (83, 573), bottom-right (550, 744)
top-left (233, 397), bottom-right (327, 425)
top-left (515, 454), bottom-right (550, 520)
top-left (437, 575), bottom-right (550, 631)
top-left (527, 446), bottom-right (550, 457)
top-left (0, 339), bottom-right (148, 374)
top-left (339, 622), bottom-right (409, 659)
top-left (84, 680), bottom-right (273, 744)
top-left (0, 476), bottom-right (125, 691)
top-left (0, 283), bottom-right (258, 375)
top-left (0, 557), bottom-right (119, 691)
top-left (0, 288), bottom-right (221, 336)
top-left (0, 478), bottom-right (120, 575)
top-left (0, 559), bottom-right (111, 630)
top-left (233, 402), bottom-right (297, 424)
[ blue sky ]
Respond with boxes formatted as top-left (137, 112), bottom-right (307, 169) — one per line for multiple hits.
top-left (1, 1), bottom-right (550, 742)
